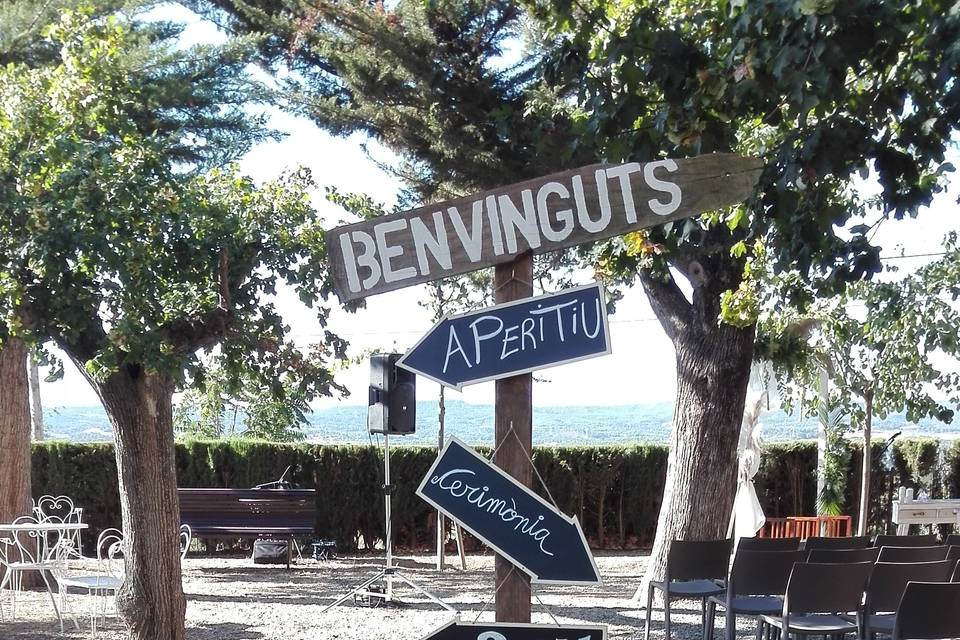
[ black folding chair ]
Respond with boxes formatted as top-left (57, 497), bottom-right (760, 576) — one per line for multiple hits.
top-left (892, 581), bottom-right (960, 640)
top-left (863, 561), bottom-right (956, 637)
top-left (945, 534), bottom-right (960, 548)
top-left (806, 547), bottom-right (880, 564)
top-left (644, 539), bottom-right (732, 640)
top-left (802, 535), bottom-right (872, 551)
top-left (877, 546), bottom-right (949, 563)
top-left (704, 549), bottom-right (805, 640)
top-left (759, 561), bottom-right (873, 638)
top-left (736, 537), bottom-right (802, 552)
top-left (875, 534), bottom-right (938, 548)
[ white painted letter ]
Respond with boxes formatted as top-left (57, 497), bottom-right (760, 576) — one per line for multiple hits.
top-left (410, 211), bottom-right (452, 276)
top-left (448, 201), bottom-right (485, 262)
top-left (374, 219), bottom-right (417, 283)
top-left (500, 325), bottom-right (520, 359)
top-left (469, 315), bottom-right (504, 365)
top-left (535, 181), bottom-right (574, 243)
top-left (605, 162), bottom-right (641, 223)
top-left (571, 172), bottom-right (611, 233)
top-left (341, 230), bottom-right (382, 292)
top-left (497, 189), bottom-right (541, 253)
top-left (443, 326), bottom-right (472, 374)
top-left (644, 159), bottom-right (682, 216)
top-left (485, 195), bottom-right (505, 256)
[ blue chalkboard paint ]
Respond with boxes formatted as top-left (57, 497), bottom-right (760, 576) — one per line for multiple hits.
top-left (421, 620), bottom-right (607, 640)
top-left (417, 437), bottom-right (601, 585)
top-left (398, 283), bottom-right (610, 390)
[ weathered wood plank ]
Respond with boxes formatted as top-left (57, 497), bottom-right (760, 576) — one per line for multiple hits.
top-left (327, 153), bottom-right (763, 301)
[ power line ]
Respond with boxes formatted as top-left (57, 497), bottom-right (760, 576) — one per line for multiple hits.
top-left (880, 251), bottom-right (947, 260)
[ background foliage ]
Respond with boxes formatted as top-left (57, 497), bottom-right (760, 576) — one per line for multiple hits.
top-left (34, 437), bottom-right (958, 554)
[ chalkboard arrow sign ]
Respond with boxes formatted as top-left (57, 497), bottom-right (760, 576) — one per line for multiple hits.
top-left (397, 283), bottom-right (610, 390)
top-left (417, 437), bottom-right (601, 585)
top-left (327, 152), bottom-right (763, 300)
top-left (421, 619), bottom-right (607, 640)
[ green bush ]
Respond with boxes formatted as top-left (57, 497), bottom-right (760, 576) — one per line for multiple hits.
top-left (32, 437), bottom-right (960, 553)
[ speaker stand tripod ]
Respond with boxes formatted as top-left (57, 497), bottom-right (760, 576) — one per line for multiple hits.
top-left (322, 432), bottom-right (455, 613)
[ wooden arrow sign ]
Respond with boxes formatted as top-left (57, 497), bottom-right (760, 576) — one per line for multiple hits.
top-left (328, 153), bottom-right (763, 300)
top-left (417, 437), bottom-right (601, 585)
top-left (397, 283), bottom-right (610, 390)
top-left (421, 619), bottom-right (607, 640)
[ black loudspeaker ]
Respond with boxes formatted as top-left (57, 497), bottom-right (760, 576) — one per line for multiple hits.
top-left (368, 353), bottom-right (416, 435)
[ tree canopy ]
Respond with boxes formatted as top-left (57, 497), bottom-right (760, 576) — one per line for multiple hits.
top-left (0, 8), bottom-right (345, 399)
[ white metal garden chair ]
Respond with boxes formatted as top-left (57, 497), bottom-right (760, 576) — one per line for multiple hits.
top-left (180, 524), bottom-right (192, 560)
top-left (0, 515), bottom-right (66, 627)
top-left (51, 527), bottom-right (124, 634)
top-left (34, 495), bottom-right (84, 556)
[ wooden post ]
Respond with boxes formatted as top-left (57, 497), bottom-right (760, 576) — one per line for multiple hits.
top-left (493, 254), bottom-right (533, 622)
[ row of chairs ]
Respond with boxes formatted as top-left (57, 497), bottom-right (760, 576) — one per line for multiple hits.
top-left (644, 536), bottom-right (960, 640)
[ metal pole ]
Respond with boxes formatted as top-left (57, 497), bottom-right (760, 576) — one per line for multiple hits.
top-left (493, 255), bottom-right (533, 623)
top-left (384, 431), bottom-right (393, 600)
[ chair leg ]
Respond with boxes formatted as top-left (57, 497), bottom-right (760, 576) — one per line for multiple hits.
top-left (644, 584), bottom-right (655, 640)
top-left (664, 592), bottom-right (672, 640)
top-left (0, 567), bottom-right (9, 622)
top-left (704, 599), bottom-right (716, 640)
top-left (726, 608), bottom-right (735, 640)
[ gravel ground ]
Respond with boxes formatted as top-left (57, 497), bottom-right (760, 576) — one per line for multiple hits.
top-left (0, 551), bottom-right (757, 639)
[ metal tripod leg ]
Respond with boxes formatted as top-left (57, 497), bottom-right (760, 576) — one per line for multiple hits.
top-left (320, 571), bottom-right (388, 614)
top-left (391, 571), bottom-right (455, 612)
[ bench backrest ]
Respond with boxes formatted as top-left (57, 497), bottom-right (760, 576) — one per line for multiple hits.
top-left (178, 488), bottom-right (316, 530)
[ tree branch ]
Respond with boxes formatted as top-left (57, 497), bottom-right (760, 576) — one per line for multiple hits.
top-left (638, 268), bottom-right (691, 342)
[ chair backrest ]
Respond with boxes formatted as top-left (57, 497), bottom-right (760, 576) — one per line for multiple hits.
top-left (179, 524), bottom-right (191, 561)
top-left (893, 581), bottom-right (960, 640)
top-left (878, 546), bottom-right (949, 563)
top-left (875, 534), bottom-right (938, 548)
top-left (738, 537), bottom-right (802, 551)
top-left (0, 515), bottom-right (44, 567)
top-left (788, 517), bottom-right (820, 539)
top-left (945, 534), bottom-right (960, 548)
top-left (666, 539), bottom-right (732, 582)
top-left (96, 528), bottom-right (124, 579)
top-left (728, 549), bottom-right (806, 597)
top-left (806, 546), bottom-right (880, 564)
top-left (784, 561), bottom-right (873, 615)
top-left (947, 546), bottom-right (960, 563)
top-left (33, 495), bottom-right (77, 524)
top-left (803, 535), bottom-right (872, 550)
top-left (865, 561), bottom-right (956, 614)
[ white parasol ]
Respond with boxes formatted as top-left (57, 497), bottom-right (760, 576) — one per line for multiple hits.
top-left (728, 394), bottom-right (766, 541)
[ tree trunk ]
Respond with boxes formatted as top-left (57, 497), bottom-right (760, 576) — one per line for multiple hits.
top-left (91, 365), bottom-right (186, 640)
top-left (29, 353), bottom-right (44, 441)
top-left (636, 242), bottom-right (755, 594)
top-left (857, 391), bottom-right (873, 536)
top-left (0, 338), bottom-right (33, 584)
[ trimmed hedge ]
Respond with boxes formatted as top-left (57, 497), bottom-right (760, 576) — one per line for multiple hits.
top-left (31, 437), bottom-right (959, 553)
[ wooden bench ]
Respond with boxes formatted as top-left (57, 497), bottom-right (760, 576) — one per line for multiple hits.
top-left (178, 488), bottom-right (316, 568)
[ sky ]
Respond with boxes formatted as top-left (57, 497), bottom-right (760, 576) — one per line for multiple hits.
top-left (36, 5), bottom-right (960, 410)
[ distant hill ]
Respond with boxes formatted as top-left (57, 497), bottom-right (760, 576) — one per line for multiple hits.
top-left (41, 399), bottom-right (957, 445)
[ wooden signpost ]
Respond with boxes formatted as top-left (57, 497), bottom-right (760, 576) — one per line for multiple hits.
top-left (325, 153), bottom-right (763, 625)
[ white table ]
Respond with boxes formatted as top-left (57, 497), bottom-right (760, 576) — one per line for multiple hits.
top-left (892, 486), bottom-right (960, 534)
top-left (0, 521), bottom-right (88, 630)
